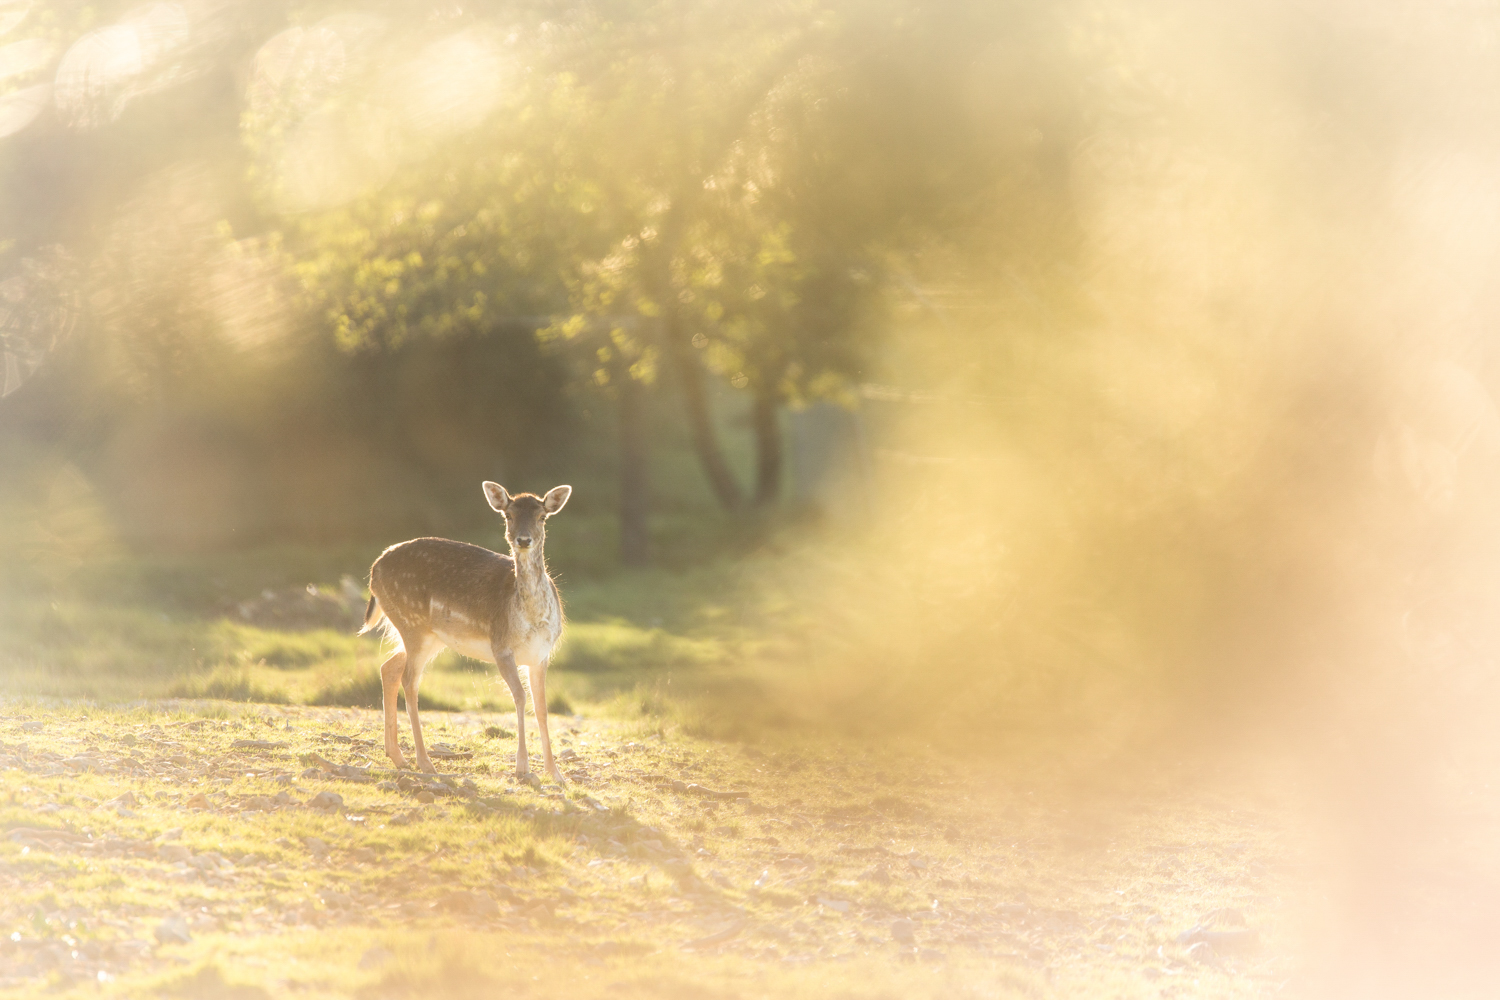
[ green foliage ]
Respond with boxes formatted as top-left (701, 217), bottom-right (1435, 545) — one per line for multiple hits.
top-left (2, 0), bottom-right (1084, 551)
top-left (251, 0), bottom-right (1061, 413)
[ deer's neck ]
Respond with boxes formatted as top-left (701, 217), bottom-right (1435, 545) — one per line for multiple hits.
top-left (511, 549), bottom-right (554, 621)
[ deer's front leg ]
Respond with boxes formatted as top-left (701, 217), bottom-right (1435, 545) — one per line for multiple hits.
top-left (530, 658), bottom-right (564, 784)
top-left (493, 647), bottom-right (530, 778)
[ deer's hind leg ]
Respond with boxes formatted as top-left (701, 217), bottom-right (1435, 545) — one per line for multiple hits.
top-left (401, 635), bottom-right (441, 773)
top-left (379, 647), bottom-right (409, 770)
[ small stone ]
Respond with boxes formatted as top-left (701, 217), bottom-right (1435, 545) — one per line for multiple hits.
top-left (154, 916), bottom-right (192, 944)
top-left (351, 847), bottom-right (377, 863)
top-left (301, 767), bottom-right (321, 779)
top-left (891, 919), bottom-right (916, 944)
top-left (1201, 907), bottom-right (1247, 927)
top-left (357, 946), bottom-right (391, 970)
top-left (436, 890), bottom-right (478, 914)
top-left (159, 827), bottom-right (184, 841)
top-left (21, 721), bottom-right (43, 732)
top-left (307, 791), bottom-right (344, 811)
top-left (158, 843), bottom-right (191, 863)
top-left (1189, 928), bottom-right (1260, 953)
top-left (184, 793), bottom-right (209, 809)
top-left (1185, 941), bottom-right (1218, 964)
top-left (416, 790), bottom-right (435, 804)
top-left (304, 837), bottom-right (329, 856)
top-left (377, 781), bottom-right (398, 792)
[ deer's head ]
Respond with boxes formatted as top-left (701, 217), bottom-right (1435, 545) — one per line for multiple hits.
top-left (483, 482), bottom-right (571, 557)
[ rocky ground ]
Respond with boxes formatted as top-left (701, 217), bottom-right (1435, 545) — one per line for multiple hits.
top-left (0, 702), bottom-right (1303, 998)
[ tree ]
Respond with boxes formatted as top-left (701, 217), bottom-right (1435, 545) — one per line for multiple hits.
top-left (249, 0), bottom-right (1079, 552)
top-left (535, 0), bottom-right (1072, 511)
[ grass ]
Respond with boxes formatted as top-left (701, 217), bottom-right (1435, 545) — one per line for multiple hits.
top-left (0, 495), bottom-right (1178, 753)
top-left (0, 528), bottom-right (1404, 996)
top-left (0, 700), bottom-right (1302, 999)
top-left (0, 513), bottom-right (776, 719)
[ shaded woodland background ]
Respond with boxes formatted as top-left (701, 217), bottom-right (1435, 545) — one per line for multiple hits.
top-left (4, 0), bottom-right (1062, 556)
top-left (4, 2), bottom-right (1500, 992)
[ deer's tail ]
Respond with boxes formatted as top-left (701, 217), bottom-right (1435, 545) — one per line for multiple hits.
top-left (358, 594), bottom-right (385, 636)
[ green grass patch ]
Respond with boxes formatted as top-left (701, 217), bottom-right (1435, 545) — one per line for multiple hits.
top-left (306, 668), bottom-right (465, 714)
top-left (166, 665), bottom-right (292, 704)
top-left (211, 623), bottom-right (358, 669)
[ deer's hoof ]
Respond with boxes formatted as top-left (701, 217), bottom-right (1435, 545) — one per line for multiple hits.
top-left (417, 760), bottom-right (436, 774)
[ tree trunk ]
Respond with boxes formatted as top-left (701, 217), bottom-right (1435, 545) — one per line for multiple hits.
top-left (752, 383), bottom-right (783, 508)
top-left (617, 373), bottom-right (650, 566)
top-left (662, 308), bottom-right (745, 510)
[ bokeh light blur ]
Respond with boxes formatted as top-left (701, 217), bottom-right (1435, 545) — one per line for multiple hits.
top-left (3, 0), bottom-right (1500, 994)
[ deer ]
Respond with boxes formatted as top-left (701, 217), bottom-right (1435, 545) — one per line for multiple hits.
top-left (360, 482), bottom-right (572, 783)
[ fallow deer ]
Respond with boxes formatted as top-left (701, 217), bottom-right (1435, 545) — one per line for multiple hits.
top-left (360, 482), bottom-right (572, 782)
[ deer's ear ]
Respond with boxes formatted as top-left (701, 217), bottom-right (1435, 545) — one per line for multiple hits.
top-left (542, 484), bottom-right (572, 515)
top-left (483, 482), bottom-right (511, 512)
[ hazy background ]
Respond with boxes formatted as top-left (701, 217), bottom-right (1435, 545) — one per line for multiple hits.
top-left (3, 0), bottom-right (1500, 994)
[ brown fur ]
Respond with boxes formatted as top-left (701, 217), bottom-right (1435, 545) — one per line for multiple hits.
top-left (363, 483), bottom-right (571, 780)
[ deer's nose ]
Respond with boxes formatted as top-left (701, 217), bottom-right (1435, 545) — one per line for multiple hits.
top-left (515, 535), bottom-right (533, 548)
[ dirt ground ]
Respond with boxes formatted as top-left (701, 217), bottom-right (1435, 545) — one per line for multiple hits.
top-left (1, 701), bottom-right (1305, 998)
